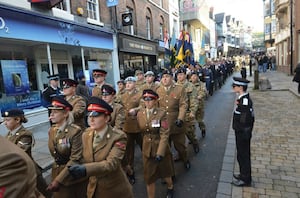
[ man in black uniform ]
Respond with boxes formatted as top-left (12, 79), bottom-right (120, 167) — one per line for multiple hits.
top-left (231, 77), bottom-right (255, 187)
top-left (42, 74), bottom-right (62, 124)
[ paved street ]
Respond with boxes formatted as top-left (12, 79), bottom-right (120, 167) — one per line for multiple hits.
top-left (2, 70), bottom-right (299, 197)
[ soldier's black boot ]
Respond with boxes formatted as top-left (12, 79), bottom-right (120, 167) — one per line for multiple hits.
top-left (201, 129), bottom-right (206, 138)
top-left (193, 143), bottom-right (199, 153)
top-left (166, 188), bottom-right (174, 198)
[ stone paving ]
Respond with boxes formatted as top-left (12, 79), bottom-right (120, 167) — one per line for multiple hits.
top-left (217, 70), bottom-right (300, 198)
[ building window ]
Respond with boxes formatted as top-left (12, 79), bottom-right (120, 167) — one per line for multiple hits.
top-left (159, 24), bottom-right (163, 40)
top-left (159, 0), bottom-right (163, 7)
top-left (87, 0), bottom-right (100, 21)
top-left (146, 17), bottom-right (151, 39)
top-left (55, 0), bottom-right (71, 12)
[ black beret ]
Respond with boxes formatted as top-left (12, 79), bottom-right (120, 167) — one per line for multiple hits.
top-left (232, 77), bottom-right (250, 86)
top-left (62, 78), bottom-right (78, 88)
top-left (176, 67), bottom-right (186, 74)
top-left (190, 70), bottom-right (199, 76)
top-left (161, 69), bottom-right (172, 76)
top-left (101, 84), bottom-right (116, 96)
top-left (93, 69), bottom-right (107, 76)
top-left (2, 108), bottom-right (24, 117)
top-left (48, 96), bottom-right (73, 111)
top-left (143, 89), bottom-right (159, 101)
top-left (47, 74), bottom-right (60, 81)
top-left (87, 97), bottom-right (113, 116)
top-left (117, 79), bottom-right (125, 85)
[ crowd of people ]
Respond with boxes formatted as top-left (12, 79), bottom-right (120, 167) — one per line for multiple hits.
top-left (0, 58), bottom-right (240, 198)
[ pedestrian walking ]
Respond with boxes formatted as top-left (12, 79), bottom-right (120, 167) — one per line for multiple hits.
top-left (68, 97), bottom-right (133, 198)
top-left (292, 63), bottom-right (300, 94)
top-left (46, 97), bottom-right (87, 198)
top-left (0, 135), bottom-right (43, 198)
top-left (231, 77), bottom-right (255, 187)
top-left (137, 89), bottom-right (174, 198)
top-left (2, 108), bottom-right (50, 198)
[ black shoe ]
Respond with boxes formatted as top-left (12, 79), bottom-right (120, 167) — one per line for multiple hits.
top-left (193, 144), bottom-right (199, 153)
top-left (127, 173), bottom-right (135, 185)
top-left (231, 179), bottom-right (251, 187)
top-left (201, 130), bottom-right (206, 137)
top-left (184, 160), bottom-right (191, 170)
top-left (233, 174), bottom-right (241, 180)
top-left (166, 188), bottom-right (174, 198)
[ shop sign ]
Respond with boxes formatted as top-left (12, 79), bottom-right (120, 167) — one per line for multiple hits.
top-left (123, 38), bottom-right (156, 54)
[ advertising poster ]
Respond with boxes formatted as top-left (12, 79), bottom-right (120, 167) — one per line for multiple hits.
top-left (1, 60), bottom-right (30, 96)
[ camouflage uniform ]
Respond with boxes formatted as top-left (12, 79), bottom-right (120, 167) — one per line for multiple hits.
top-left (192, 80), bottom-right (206, 137)
top-left (176, 80), bottom-right (199, 152)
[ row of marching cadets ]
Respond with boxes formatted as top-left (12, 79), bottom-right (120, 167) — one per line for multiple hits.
top-left (0, 66), bottom-right (208, 198)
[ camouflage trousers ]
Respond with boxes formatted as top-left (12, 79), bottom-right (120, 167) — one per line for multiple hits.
top-left (184, 116), bottom-right (198, 145)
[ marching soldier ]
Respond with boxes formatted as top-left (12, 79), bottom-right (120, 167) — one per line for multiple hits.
top-left (62, 79), bottom-right (87, 130)
top-left (156, 69), bottom-right (191, 170)
top-left (135, 70), bottom-right (146, 91)
top-left (142, 71), bottom-right (160, 91)
top-left (91, 69), bottom-right (111, 98)
top-left (190, 71), bottom-right (207, 137)
top-left (101, 84), bottom-right (125, 130)
top-left (115, 79), bottom-right (126, 104)
top-left (121, 76), bottom-right (143, 184)
top-left (2, 109), bottom-right (50, 198)
top-left (68, 97), bottom-right (133, 198)
top-left (46, 97), bottom-right (87, 198)
top-left (137, 89), bottom-right (174, 198)
top-left (176, 67), bottom-right (200, 153)
top-left (0, 135), bottom-right (43, 198)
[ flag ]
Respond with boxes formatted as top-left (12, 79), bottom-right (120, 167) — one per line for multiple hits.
top-left (199, 31), bottom-right (206, 66)
top-left (170, 30), bottom-right (177, 50)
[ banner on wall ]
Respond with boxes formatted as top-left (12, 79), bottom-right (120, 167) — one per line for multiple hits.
top-left (1, 60), bottom-right (30, 96)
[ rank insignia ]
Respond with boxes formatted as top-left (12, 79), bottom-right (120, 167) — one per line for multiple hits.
top-left (115, 142), bottom-right (126, 150)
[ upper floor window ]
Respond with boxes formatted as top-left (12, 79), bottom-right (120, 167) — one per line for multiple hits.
top-left (159, 24), bottom-right (163, 40)
top-left (146, 17), bottom-right (151, 39)
top-left (87, 0), bottom-right (100, 21)
top-left (55, 0), bottom-right (70, 12)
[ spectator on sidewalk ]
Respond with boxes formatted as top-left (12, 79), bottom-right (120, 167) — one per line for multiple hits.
top-left (2, 108), bottom-right (51, 198)
top-left (292, 63), bottom-right (300, 94)
top-left (231, 77), bottom-right (255, 187)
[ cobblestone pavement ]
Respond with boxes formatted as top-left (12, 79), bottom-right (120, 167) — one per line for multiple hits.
top-left (217, 70), bottom-right (300, 198)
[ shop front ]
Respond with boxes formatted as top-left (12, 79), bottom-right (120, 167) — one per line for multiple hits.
top-left (118, 33), bottom-right (159, 79)
top-left (0, 5), bottom-right (116, 126)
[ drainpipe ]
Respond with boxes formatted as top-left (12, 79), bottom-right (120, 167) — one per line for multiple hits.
top-left (290, 0), bottom-right (293, 75)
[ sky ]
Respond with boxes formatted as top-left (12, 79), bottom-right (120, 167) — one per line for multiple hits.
top-left (207, 0), bottom-right (264, 32)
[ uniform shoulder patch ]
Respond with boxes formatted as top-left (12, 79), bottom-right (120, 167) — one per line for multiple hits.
top-left (114, 141), bottom-right (126, 150)
top-left (242, 98), bottom-right (248, 105)
top-left (161, 120), bottom-right (168, 129)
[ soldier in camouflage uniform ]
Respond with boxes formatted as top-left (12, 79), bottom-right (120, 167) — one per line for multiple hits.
top-left (62, 79), bottom-right (87, 130)
top-left (190, 71), bottom-right (207, 137)
top-left (176, 67), bottom-right (200, 153)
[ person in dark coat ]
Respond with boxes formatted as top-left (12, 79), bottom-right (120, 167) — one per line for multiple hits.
top-left (231, 77), bottom-right (255, 187)
top-left (292, 63), bottom-right (300, 94)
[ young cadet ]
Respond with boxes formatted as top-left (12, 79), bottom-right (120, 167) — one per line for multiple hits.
top-left (231, 77), bottom-right (255, 187)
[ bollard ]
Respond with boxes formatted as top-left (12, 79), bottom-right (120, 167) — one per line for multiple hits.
top-left (254, 70), bottom-right (259, 90)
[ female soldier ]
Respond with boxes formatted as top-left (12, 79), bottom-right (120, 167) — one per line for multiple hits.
top-left (67, 97), bottom-right (133, 198)
top-left (2, 108), bottom-right (50, 198)
top-left (137, 89), bottom-right (174, 198)
top-left (46, 97), bottom-right (87, 198)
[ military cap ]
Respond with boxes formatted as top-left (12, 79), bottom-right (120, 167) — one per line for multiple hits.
top-left (48, 96), bottom-right (73, 111)
top-left (87, 96), bottom-right (113, 116)
top-left (142, 89), bottom-right (159, 101)
top-left (144, 71), bottom-right (155, 77)
top-left (161, 69), bottom-right (172, 76)
top-left (117, 79), bottom-right (125, 85)
top-left (176, 67), bottom-right (186, 74)
top-left (125, 76), bottom-right (136, 83)
top-left (47, 74), bottom-right (60, 81)
top-left (190, 70), bottom-right (198, 76)
top-left (93, 69), bottom-right (107, 76)
top-left (232, 77), bottom-right (250, 86)
top-left (62, 78), bottom-right (78, 89)
top-left (101, 84), bottom-right (116, 96)
top-left (135, 70), bottom-right (144, 76)
top-left (2, 108), bottom-right (24, 117)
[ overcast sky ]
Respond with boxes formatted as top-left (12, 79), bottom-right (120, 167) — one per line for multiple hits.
top-left (207, 0), bottom-right (264, 32)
